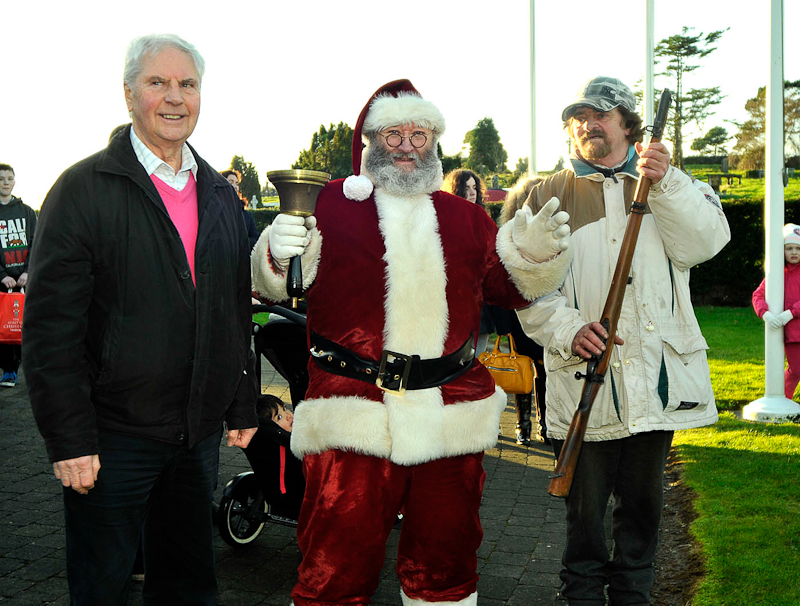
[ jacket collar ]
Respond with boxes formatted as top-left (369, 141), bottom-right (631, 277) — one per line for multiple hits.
top-left (96, 124), bottom-right (224, 220)
top-left (569, 145), bottom-right (639, 179)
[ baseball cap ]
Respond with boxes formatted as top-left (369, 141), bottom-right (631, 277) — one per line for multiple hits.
top-left (561, 76), bottom-right (636, 121)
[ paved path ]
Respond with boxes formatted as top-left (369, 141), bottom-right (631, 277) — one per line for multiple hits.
top-left (0, 362), bottom-right (569, 605)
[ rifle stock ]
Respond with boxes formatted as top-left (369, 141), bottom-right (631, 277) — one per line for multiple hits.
top-left (548, 89), bottom-right (672, 498)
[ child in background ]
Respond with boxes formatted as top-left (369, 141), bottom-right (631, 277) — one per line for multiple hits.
top-left (752, 223), bottom-right (800, 400)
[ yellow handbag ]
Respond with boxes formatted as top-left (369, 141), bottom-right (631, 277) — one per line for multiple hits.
top-left (478, 334), bottom-right (534, 394)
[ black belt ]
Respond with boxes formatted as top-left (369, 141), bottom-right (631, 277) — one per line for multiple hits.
top-left (309, 332), bottom-right (475, 395)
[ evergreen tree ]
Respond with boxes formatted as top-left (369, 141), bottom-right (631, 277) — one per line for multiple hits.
top-left (690, 126), bottom-right (730, 156)
top-left (438, 142), bottom-right (463, 175)
top-left (293, 122), bottom-right (354, 180)
top-left (463, 118), bottom-right (508, 174)
top-left (731, 84), bottom-right (800, 170)
top-left (655, 26), bottom-right (727, 169)
top-left (231, 155), bottom-right (262, 205)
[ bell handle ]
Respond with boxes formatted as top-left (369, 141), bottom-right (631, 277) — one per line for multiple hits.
top-left (287, 256), bottom-right (303, 308)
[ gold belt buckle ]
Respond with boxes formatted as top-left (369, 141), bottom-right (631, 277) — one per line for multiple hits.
top-left (375, 350), bottom-right (412, 396)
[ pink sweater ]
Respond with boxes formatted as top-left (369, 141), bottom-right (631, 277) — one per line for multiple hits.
top-left (752, 262), bottom-right (800, 343)
top-left (151, 174), bottom-right (199, 285)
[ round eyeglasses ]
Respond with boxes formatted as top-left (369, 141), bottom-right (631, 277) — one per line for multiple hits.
top-left (380, 131), bottom-right (429, 149)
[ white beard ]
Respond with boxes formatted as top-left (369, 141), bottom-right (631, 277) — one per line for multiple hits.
top-left (363, 138), bottom-right (444, 196)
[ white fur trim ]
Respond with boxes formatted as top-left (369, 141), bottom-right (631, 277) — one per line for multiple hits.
top-left (375, 190), bottom-right (448, 357)
top-left (364, 92), bottom-right (446, 135)
top-left (343, 174), bottom-right (374, 201)
top-left (495, 221), bottom-right (572, 300)
top-left (251, 224), bottom-right (322, 302)
top-left (290, 388), bottom-right (507, 466)
top-left (401, 589), bottom-right (477, 606)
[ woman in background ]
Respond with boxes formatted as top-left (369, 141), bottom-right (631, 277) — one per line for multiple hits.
top-left (441, 169), bottom-right (494, 353)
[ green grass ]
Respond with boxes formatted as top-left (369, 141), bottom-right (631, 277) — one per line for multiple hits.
top-left (697, 307), bottom-right (766, 410)
top-left (683, 164), bottom-right (800, 202)
top-left (673, 414), bottom-right (800, 605)
top-left (676, 307), bottom-right (800, 605)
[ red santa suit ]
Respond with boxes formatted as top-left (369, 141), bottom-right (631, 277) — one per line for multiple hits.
top-left (251, 80), bottom-right (571, 606)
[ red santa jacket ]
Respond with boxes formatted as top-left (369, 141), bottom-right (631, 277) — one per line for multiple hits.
top-left (252, 180), bottom-right (570, 465)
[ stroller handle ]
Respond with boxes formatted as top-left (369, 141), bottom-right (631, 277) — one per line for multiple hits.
top-left (252, 304), bottom-right (307, 329)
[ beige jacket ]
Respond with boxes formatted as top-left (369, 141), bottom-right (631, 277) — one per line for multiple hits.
top-left (517, 152), bottom-right (730, 441)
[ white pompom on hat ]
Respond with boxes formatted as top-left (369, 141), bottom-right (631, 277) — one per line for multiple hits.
top-left (785, 223), bottom-right (800, 246)
top-left (343, 79), bottom-right (446, 201)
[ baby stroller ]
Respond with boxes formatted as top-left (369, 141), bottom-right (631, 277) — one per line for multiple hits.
top-left (217, 304), bottom-right (309, 547)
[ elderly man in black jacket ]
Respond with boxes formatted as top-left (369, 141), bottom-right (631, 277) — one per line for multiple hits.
top-left (23, 34), bottom-right (257, 605)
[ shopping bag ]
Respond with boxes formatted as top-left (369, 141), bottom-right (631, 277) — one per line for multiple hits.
top-left (0, 290), bottom-right (24, 345)
top-left (477, 334), bottom-right (534, 394)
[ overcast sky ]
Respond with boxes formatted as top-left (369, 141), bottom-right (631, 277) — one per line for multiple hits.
top-left (3, 0), bottom-right (798, 208)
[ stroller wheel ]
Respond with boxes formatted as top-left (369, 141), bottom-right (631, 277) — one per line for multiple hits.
top-left (218, 472), bottom-right (267, 547)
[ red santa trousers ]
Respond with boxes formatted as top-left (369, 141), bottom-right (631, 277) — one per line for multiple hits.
top-left (291, 449), bottom-right (486, 606)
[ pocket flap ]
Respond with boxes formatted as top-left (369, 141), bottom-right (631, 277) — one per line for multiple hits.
top-left (661, 332), bottom-right (708, 355)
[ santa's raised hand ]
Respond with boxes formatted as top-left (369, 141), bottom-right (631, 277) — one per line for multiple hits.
top-left (511, 197), bottom-right (570, 263)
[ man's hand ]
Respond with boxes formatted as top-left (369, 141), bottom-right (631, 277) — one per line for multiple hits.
top-left (763, 311), bottom-right (783, 329)
top-left (268, 214), bottom-right (316, 270)
top-left (15, 272), bottom-right (28, 288)
top-left (226, 427), bottom-right (258, 449)
top-left (572, 322), bottom-right (625, 360)
top-left (53, 454), bottom-right (100, 495)
top-left (511, 197), bottom-right (570, 263)
top-left (1, 276), bottom-right (16, 290)
top-left (635, 141), bottom-right (670, 183)
top-left (778, 310), bottom-right (794, 326)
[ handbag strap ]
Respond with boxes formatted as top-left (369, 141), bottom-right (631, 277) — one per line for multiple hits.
top-left (506, 334), bottom-right (518, 357)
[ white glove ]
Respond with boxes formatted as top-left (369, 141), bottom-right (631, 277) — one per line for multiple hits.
top-left (778, 310), bottom-right (794, 326)
top-left (511, 197), bottom-right (570, 263)
top-left (268, 214), bottom-right (316, 270)
top-left (762, 311), bottom-right (783, 329)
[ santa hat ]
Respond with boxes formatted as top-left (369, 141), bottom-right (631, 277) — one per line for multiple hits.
top-left (343, 79), bottom-right (446, 201)
top-left (785, 223), bottom-right (800, 246)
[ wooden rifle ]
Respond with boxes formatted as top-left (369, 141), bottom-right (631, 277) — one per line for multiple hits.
top-left (548, 89), bottom-right (673, 498)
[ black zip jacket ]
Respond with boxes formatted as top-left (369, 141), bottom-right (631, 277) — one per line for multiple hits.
top-left (0, 196), bottom-right (37, 281)
top-left (23, 126), bottom-right (258, 463)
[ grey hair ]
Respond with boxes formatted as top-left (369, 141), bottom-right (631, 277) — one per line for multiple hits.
top-left (124, 34), bottom-right (205, 88)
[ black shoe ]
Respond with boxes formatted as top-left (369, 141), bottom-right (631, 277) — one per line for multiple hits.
top-left (534, 429), bottom-right (551, 445)
top-left (515, 423), bottom-right (532, 446)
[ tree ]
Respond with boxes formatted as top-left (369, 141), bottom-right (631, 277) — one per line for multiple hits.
top-left (731, 84), bottom-right (800, 171)
top-left (655, 26), bottom-right (728, 169)
top-left (691, 126), bottom-right (730, 156)
top-left (293, 122), bottom-right (353, 180)
top-left (463, 117), bottom-right (508, 174)
top-left (512, 157), bottom-right (529, 181)
top-left (437, 143), bottom-right (463, 175)
top-left (231, 155), bottom-right (262, 205)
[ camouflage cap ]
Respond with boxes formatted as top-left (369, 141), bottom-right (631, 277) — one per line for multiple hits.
top-left (561, 76), bottom-right (636, 121)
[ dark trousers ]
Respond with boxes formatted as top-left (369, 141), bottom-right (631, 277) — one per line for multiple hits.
top-left (63, 428), bottom-right (222, 605)
top-left (551, 431), bottom-right (673, 606)
top-left (0, 343), bottom-right (20, 373)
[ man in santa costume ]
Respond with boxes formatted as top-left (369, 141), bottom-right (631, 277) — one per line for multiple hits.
top-left (252, 80), bottom-right (571, 606)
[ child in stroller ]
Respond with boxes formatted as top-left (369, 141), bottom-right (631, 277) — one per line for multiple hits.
top-left (246, 395), bottom-right (305, 520)
top-left (217, 395), bottom-right (307, 546)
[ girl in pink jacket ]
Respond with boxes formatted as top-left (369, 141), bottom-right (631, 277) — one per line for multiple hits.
top-left (752, 223), bottom-right (800, 399)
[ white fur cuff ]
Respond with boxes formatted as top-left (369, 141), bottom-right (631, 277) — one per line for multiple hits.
top-left (495, 221), bottom-right (572, 300)
top-left (401, 589), bottom-right (477, 606)
top-left (251, 224), bottom-right (322, 302)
